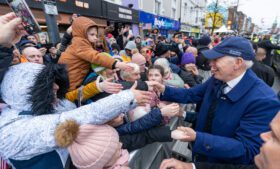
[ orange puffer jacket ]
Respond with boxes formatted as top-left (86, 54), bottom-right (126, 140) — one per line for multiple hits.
top-left (59, 17), bottom-right (115, 91)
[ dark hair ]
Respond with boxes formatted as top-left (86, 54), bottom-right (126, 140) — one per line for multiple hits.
top-left (147, 65), bottom-right (165, 77)
top-left (252, 42), bottom-right (258, 52)
top-left (28, 64), bottom-right (69, 115)
top-left (111, 43), bottom-right (120, 52)
top-left (173, 32), bottom-right (182, 38)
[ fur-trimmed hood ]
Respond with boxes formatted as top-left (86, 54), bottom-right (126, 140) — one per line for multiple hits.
top-left (1, 63), bottom-right (69, 115)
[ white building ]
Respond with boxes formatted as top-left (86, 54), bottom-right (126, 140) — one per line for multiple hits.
top-left (139, 0), bottom-right (180, 20)
top-left (180, 0), bottom-right (207, 37)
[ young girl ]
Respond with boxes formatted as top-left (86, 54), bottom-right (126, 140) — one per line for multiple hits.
top-left (147, 65), bottom-right (184, 123)
top-left (147, 65), bottom-right (167, 108)
top-left (154, 58), bottom-right (185, 88)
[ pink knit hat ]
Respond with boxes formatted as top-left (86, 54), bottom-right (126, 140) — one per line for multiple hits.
top-left (54, 120), bottom-right (129, 169)
top-left (132, 53), bottom-right (146, 66)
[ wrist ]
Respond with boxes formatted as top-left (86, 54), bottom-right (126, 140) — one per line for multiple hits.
top-left (96, 76), bottom-right (104, 92)
top-left (112, 61), bottom-right (118, 69)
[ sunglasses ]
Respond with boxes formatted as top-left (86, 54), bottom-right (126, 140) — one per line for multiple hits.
top-left (145, 50), bottom-right (151, 54)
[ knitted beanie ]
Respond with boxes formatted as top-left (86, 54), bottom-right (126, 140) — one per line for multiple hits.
top-left (55, 120), bottom-right (128, 169)
top-left (155, 43), bottom-right (169, 56)
top-left (181, 52), bottom-right (196, 65)
top-left (125, 41), bottom-right (137, 50)
top-left (132, 53), bottom-right (146, 66)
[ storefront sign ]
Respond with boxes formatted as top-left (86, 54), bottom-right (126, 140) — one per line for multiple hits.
top-left (105, 1), bottom-right (139, 23)
top-left (139, 11), bottom-right (180, 31)
top-left (191, 28), bottom-right (200, 33)
top-left (180, 23), bottom-right (192, 32)
top-left (43, 0), bottom-right (58, 15)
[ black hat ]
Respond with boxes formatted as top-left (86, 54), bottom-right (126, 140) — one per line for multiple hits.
top-left (198, 35), bottom-right (212, 46)
top-left (155, 43), bottom-right (169, 56)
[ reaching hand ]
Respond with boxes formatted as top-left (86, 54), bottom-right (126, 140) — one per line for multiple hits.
top-left (145, 81), bottom-right (165, 93)
top-left (159, 158), bottom-right (193, 169)
top-left (66, 26), bottom-right (72, 35)
top-left (99, 78), bottom-right (123, 94)
top-left (130, 81), bottom-right (152, 106)
top-left (0, 12), bottom-right (26, 47)
top-left (39, 47), bottom-right (47, 56)
top-left (106, 114), bottom-right (124, 127)
top-left (160, 103), bottom-right (180, 117)
top-left (115, 62), bottom-right (133, 71)
top-left (172, 126), bottom-right (197, 142)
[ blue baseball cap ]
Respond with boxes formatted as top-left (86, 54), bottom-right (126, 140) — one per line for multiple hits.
top-left (201, 37), bottom-right (255, 60)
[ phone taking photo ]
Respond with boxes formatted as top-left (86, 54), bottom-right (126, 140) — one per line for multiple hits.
top-left (6, 0), bottom-right (41, 35)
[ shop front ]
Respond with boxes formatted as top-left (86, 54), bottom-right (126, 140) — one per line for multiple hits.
top-left (180, 23), bottom-right (192, 36)
top-left (139, 11), bottom-right (180, 38)
top-left (191, 27), bottom-right (201, 38)
top-left (0, 0), bottom-right (107, 41)
top-left (103, 1), bottom-right (140, 37)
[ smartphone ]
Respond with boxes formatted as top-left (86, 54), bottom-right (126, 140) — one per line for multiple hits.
top-left (6, 0), bottom-right (41, 35)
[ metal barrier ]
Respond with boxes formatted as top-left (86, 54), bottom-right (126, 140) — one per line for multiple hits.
top-left (128, 117), bottom-right (192, 169)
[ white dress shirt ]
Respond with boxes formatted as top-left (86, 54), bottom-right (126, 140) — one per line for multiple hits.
top-left (224, 71), bottom-right (246, 94)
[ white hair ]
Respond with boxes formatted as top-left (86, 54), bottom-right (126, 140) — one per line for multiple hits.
top-left (228, 56), bottom-right (254, 70)
top-left (154, 58), bottom-right (171, 74)
top-left (244, 60), bottom-right (253, 69)
top-left (120, 62), bottom-right (140, 80)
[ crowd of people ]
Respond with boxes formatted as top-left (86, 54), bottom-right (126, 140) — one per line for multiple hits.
top-left (0, 12), bottom-right (280, 169)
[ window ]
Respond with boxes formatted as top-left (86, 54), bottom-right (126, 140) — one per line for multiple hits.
top-left (172, 0), bottom-right (176, 8)
top-left (184, 3), bottom-right (187, 17)
top-left (155, 1), bottom-right (161, 15)
top-left (172, 8), bottom-right (176, 19)
top-left (195, 10), bottom-right (198, 23)
top-left (75, 0), bottom-right (89, 8)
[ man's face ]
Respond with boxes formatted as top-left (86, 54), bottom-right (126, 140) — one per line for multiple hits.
top-left (27, 35), bottom-right (38, 44)
top-left (256, 48), bottom-right (266, 61)
top-left (87, 27), bottom-right (98, 44)
top-left (255, 112), bottom-right (280, 169)
top-left (174, 34), bottom-right (182, 43)
top-left (22, 47), bottom-right (43, 64)
top-left (135, 38), bottom-right (141, 43)
top-left (125, 70), bottom-right (140, 82)
top-left (125, 49), bottom-right (132, 57)
top-left (210, 56), bottom-right (241, 82)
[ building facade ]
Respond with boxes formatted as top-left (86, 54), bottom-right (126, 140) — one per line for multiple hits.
top-left (180, 0), bottom-right (207, 37)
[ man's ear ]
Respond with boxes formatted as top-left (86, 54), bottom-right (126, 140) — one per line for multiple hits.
top-left (234, 57), bottom-right (244, 70)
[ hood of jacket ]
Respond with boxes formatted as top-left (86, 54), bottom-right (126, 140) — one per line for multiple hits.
top-left (72, 17), bottom-right (98, 39)
top-left (1, 63), bottom-right (69, 115)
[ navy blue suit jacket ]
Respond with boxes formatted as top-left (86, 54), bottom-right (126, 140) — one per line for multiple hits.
top-left (161, 69), bottom-right (280, 164)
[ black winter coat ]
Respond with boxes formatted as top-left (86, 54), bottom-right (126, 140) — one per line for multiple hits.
top-left (196, 45), bottom-right (211, 71)
top-left (251, 60), bottom-right (275, 87)
top-left (258, 40), bottom-right (280, 66)
top-left (116, 108), bottom-right (163, 135)
top-left (120, 126), bottom-right (172, 152)
top-left (0, 46), bottom-right (13, 84)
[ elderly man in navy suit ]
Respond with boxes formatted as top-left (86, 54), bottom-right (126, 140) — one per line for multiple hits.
top-left (151, 37), bottom-right (280, 166)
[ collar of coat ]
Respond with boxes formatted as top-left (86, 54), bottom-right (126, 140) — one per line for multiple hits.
top-left (215, 69), bottom-right (257, 102)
